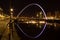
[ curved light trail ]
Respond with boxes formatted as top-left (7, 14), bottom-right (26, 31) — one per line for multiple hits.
top-left (16, 3), bottom-right (47, 38)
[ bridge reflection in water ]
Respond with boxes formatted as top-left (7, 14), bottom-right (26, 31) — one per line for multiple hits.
top-left (14, 17), bottom-right (60, 40)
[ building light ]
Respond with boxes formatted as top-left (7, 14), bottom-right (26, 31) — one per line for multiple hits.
top-left (39, 21), bottom-right (45, 23)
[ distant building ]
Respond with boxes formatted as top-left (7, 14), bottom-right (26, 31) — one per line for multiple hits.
top-left (55, 11), bottom-right (60, 18)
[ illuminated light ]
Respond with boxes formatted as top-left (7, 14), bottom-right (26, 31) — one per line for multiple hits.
top-left (39, 21), bottom-right (45, 23)
top-left (28, 21), bottom-right (31, 23)
top-left (31, 21), bottom-right (36, 24)
top-left (8, 26), bottom-right (9, 30)
top-left (10, 8), bottom-right (13, 11)
top-left (36, 23), bottom-right (38, 26)
top-left (54, 23), bottom-right (56, 27)
top-left (40, 12), bottom-right (42, 15)
top-left (26, 21), bottom-right (29, 24)
top-left (50, 17), bottom-right (54, 19)
top-left (47, 17), bottom-right (54, 19)
top-left (37, 14), bottom-right (39, 17)
top-left (0, 14), bottom-right (5, 18)
top-left (7, 24), bottom-right (10, 34)
top-left (0, 8), bottom-right (3, 11)
top-left (21, 19), bottom-right (24, 21)
top-left (28, 21), bottom-right (36, 24)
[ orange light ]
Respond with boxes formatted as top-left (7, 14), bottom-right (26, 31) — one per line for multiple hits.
top-left (26, 21), bottom-right (36, 24)
top-left (39, 21), bottom-right (45, 23)
top-left (47, 17), bottom-right (54, 19)
top-left (31, 21), bottom-right (36, 24)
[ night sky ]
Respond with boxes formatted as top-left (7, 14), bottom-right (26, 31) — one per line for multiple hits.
top-left (0, 0), bottom-right (60, 16)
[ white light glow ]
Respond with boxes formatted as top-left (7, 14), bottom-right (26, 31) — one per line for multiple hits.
top-left (10, 8), bottom-right (13, 11)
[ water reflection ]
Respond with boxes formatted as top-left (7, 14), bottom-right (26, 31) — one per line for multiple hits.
top-left (14, 19), bottom-right (60, 40)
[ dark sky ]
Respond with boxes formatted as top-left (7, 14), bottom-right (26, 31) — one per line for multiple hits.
top-left (0, 0), bottom-right (60, 15)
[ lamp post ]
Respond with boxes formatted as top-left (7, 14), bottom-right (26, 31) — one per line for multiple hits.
top-left (10, 8), bottom-right (13, 19)
top-left (9, 8), bottom-right (14, 40)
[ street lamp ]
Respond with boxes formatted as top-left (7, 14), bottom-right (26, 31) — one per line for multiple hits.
top-left (9, 8), bottom-right (14, 40)
top-left (10, 8), bottom-right (13, 12)
top-left (10, 8), bottom-right (13, 18)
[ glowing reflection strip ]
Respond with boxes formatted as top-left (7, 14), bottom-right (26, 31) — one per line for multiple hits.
top-left (15, 23), bottom-right (47, 38)
top-left (16, 3), bottom-right (47, 38)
